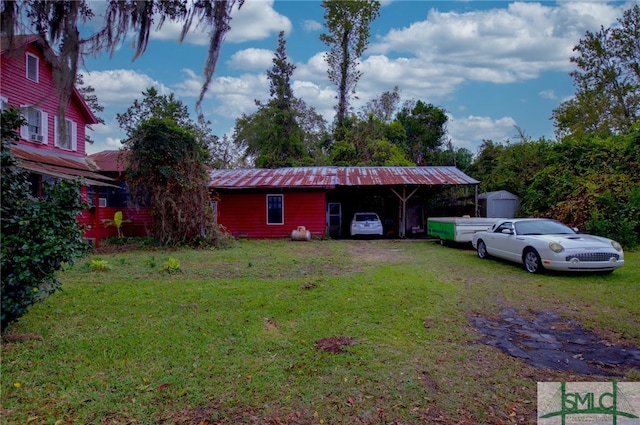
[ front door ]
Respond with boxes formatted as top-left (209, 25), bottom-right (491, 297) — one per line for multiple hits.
top-left (327, 202), bottom-right (341, 238)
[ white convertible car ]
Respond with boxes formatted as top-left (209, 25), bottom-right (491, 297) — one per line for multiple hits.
top-left (471, 218), bottom-right (624, 274)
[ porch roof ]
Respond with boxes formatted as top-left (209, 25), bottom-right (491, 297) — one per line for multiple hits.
top-left (11, 145), bottom-right (118, 187)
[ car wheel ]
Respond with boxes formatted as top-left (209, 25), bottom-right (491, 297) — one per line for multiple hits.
top-left (476, 240), bottom-right (489, 259)
top-left (523, 248), bottom-right (544, 274)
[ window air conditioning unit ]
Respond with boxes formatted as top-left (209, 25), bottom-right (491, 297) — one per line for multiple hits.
top-left (98, 198), bottom-right (107, 208)
top-left (30, 133), bottom-right (43, 142)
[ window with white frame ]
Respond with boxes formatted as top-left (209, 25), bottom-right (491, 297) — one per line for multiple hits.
top-left (267, 194), bottom-right (284, 225)
top-left (26, 53), bottom-right (38, 82)
top-left (55, 117), bottom-right (77, 150)
top-left (20, 106), bottom-right (47, 144)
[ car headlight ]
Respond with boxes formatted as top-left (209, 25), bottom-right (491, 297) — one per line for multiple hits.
top-left (549, 242), bottom-right (564, 253)
top-left (611, 241), bottom-right (623, 251)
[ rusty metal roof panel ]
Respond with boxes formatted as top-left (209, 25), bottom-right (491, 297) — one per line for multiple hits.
top-left (12, 145), bottom-right (96, 172)
top-left (335, 166), bottom-right (479, 186)
top-left (88, 150), bottom-right (127, 172)
top-left (10, 145), bottom-right (117, 186)
top-left (209, 167), bottom-right (478, 189)
top-left (209, 167), bottom-right (337, 189)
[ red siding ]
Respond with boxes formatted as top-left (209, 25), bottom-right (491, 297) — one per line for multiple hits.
top-left (216, 190), bottom-right (327, 238)
top-left (1, 39), bottom-right (93, 156)
top-left (79, 207), bottom-right (154, 240)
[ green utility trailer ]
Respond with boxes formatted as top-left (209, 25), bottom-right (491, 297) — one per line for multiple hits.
top-left (427, 217), bottom-right (504, 244)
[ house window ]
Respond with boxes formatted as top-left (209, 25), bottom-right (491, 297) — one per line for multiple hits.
top-left (267, 194), bottom-right (284, 225)
top-left (20, 106), bottom-right (47, 143)
top-left (0, 96), bottom-right (7, 111)
top-left (26, 53), bottom-right (38, 82)
top-left (55, 118), bottom-right (76, 150)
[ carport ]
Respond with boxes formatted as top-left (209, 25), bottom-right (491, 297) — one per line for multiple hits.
top-left (327, 167), bottom-right (479, 238)
top-left (208, 166), bottom-right (479, 239)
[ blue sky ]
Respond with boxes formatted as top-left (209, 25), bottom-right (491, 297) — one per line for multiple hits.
top-left (81, 0), bottom-right (635, 158)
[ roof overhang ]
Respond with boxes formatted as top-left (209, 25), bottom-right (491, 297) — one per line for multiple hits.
top-left (10, 145), bottom-right (118, 188)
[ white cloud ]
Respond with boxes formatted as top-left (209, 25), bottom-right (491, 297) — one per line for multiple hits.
top-left (227, 48), bottom-right (274, 70)
top-left (104, 136), bottom-right (122, 149)
top-left (368, 2), bottom-right (627, 85)
top-left (292, 80), bottom-right (337, 121)
top-left (148, 0), bottom-right (291, 45)
top-left (302, 19), bottom-right (322, 32)
top-left (538, 90), bottom-right (557, 100)
top-left (295, 52), bottom-right (330, 82)
top-left (448, 115), bottom-right (517, 153)
top-left (82, 69), bottom-right (170, 106)
top-left (227, 0), bottom-right (292, 43)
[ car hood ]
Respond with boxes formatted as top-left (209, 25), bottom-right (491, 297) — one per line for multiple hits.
top-left (527, 234), bottom-right (616, 249)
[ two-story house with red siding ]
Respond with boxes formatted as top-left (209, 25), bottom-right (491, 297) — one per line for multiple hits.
top-left (1, 34), bottom-right (118, 243)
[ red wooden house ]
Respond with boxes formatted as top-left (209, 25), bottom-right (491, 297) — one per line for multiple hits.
top-left (209, 166), bottom-right (480, 239)
top-left (88, 150), bottom-right (154, 238)
top-left (1, 35), bottom-right (117, 242)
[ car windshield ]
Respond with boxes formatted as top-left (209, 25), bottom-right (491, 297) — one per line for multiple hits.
top-left (355, 214), bottom-right (379, 222)
top-left (514, 220), bottom-right (576, 235)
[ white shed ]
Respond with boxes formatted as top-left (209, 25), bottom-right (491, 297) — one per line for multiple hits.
top-left (478, 190), bottom-right (519, 218)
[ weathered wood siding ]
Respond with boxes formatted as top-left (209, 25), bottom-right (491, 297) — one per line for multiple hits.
top-left (216, 190), bottom-right (327, 238)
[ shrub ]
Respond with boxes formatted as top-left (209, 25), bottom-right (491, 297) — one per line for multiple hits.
top-left (1, 109), bottom-right (89, 332)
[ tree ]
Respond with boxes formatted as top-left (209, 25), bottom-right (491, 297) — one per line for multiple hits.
top-left (464, 140), bottom-right (504, 186)
top-left (117, 87), bottom-right (228, 166)
top-left (359, 86), bottom-right (401, 123)
top-left (234, 32), bottom-right (328, 167)
top-left (520, 131), bottom-right (640, 248)
top-left (433, 144), bottom-right (474, 170)
top-left (76, 73), bottom-right (104, 145)
top-left (118, 91), bottom-right (216, 246)
top-left (552, 5), bottom-right (640, 139)
top-left (330, 113), bottom-right (412, 166)
top-left (1, 0), bottom-right (243, 120)
top-left (1, 108), bottom-right (88, 332)
top-left (394, 100), bottom-right (448, 165)
top-left (117, 87), bottom-right (194, 135)
top-left (320, 0), bottom-right (381, 137)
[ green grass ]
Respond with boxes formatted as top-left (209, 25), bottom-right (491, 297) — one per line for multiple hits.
top-left (1, 239), bottom-right (638, 424)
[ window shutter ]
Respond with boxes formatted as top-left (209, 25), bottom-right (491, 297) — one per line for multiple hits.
top-left (71, 120), bottom-right (77, 151)
top-left (19, 106), bottom-right (28, 139)
top-left (41, 112), bottom-right (48, 144)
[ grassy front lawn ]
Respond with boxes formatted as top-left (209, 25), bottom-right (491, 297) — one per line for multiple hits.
top-left (2, 239), bottom-right (638, 424)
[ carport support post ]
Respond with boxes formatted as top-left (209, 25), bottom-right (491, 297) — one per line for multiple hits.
top-left (391, 186), bottom-right (419, 238)
top-left (475, 184), bottom-right (479, 217)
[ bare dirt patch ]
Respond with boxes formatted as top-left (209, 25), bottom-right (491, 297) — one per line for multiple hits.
top-left (346, 240), bottom-right (412, 263)
top-left (315, 336), bottom-right (358, 353)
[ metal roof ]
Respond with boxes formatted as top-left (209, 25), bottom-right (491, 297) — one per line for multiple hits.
top-left (209, 166), bottom-right (478, 189)
top-left (11, 145), bottom-right (118, 187)
top-left (89, 150), bottom-right (127, 172)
